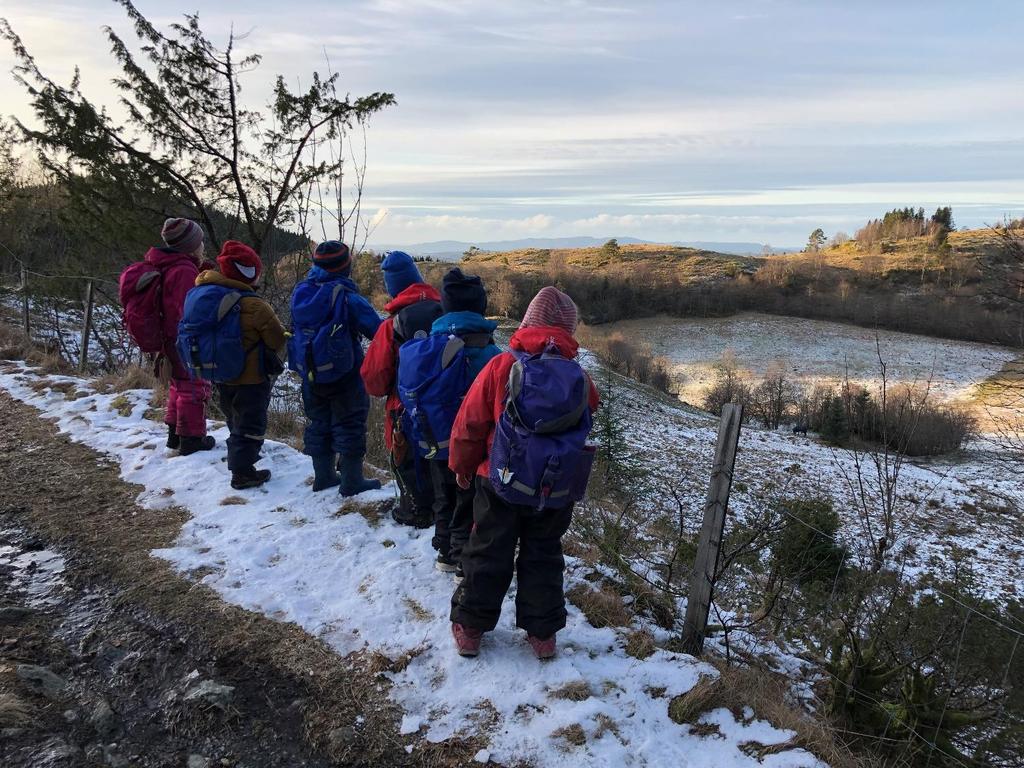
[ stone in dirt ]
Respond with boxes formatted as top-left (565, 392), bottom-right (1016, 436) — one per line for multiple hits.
top-left (182, 679), bottom-right (235, 710)
top-left (89, 697), bottom-right (117, 737)
top-left (0, 603), bottom-right (32, 623)
top-left (16, 664), bottom-right (68, 700)
top-left (187, 755), bottom-right (213, 768)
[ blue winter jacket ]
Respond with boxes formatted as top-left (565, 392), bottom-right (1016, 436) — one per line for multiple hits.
top-left (304, 266), bottom-right (382, 367)
top-left (430, 311), bottom-right (501, 380)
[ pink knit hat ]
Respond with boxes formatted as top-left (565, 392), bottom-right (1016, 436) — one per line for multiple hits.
top-left (520, 286), bottom-right (578, 334)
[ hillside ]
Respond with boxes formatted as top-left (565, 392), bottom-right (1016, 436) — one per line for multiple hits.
top-left (463, 242), bottom-right (759, 283)
top-left (457, 228), bottom-right (1024, 346)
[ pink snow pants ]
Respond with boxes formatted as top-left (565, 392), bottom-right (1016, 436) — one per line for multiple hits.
top-left (165, 378), bottom-right (211, 437)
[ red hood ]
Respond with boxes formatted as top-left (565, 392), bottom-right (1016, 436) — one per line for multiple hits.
top-left (509, 326), bottom-right (579, 358)
top-left (144, 246), bottom-right (199, 270)
top-left (384, 283), bottom-right (441, 314)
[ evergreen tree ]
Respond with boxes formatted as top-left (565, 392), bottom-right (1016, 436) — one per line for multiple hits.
top-left (821, 395), bottom-right (850, 445)
top-left (593, 368), bottom-right (644, 491)
top-left (805, 228), bottom-right (826, 252)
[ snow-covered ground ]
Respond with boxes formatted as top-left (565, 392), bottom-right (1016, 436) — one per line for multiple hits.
top-left (575, 346), bottom-right (1024, 602)
top-left (0, 362), bottom-right (826, 768)
top-left (604, 312), bottom-right (1021, 410)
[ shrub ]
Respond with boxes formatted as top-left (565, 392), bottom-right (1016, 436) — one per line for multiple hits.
top-left (772, 498), bottom-right (847, 586)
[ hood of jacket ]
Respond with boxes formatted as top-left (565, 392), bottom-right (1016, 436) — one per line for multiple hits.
top-left (195, 269), bottom-right (257, 293)
top-left (431, 311), bottom-right (498, 337)
top-left (384, 282), bottom-right (441, 315)
top-left (509, 326), bottom-right (579, 358)
top-left (144, 246), bottom-right (198, 270)
top-left (306, 265), bottom-right (359, 291)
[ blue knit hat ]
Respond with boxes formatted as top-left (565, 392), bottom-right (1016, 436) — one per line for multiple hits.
top-left (313, 240), bottom-right (351, 275)
top-left (381, 250), bottom-right (423, 298)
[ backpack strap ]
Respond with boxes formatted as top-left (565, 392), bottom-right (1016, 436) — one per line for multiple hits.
top-left (440, 336), bottom-right (466, 369)
top-left (460, 332), bottom-right (493, 349)
top-left (134, 270), bottom-right (161, 293)
top-left (217, 290), bottom-right (247, 322)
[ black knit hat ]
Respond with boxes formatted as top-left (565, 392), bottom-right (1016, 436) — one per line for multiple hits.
top-left (441, 267), bottom-right (487, 315)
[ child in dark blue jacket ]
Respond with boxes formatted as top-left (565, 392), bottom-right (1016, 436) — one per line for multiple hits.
top-left (430, 268), bottom-right (501, 573)
top-left (293, 241), bottom-right (383, 495)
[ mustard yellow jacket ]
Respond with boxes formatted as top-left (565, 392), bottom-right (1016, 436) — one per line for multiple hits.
top-left (194, 270), bottom-right (287, 385)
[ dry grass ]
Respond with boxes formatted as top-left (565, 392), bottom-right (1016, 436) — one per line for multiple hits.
top-left (552, 722), bottom-right (587, 748)
top-left (668, 662), bottom-right (881, 768)
top-left (566, 583), bottom-right (633, 629)
top-left (0, 322), bottom-right (72, 374)
top-left (549, 681), bottom-right (592, 702)
top-left (402, 597), bottom-right (431, 622)
top-left (95, 364), bottom-right (157, 394)
top-left (109, 394), bottom-right (135, 417)
top-left (220, 496), bottom-right (248, 506)
top-left (624, 629), bottom-right (656, 660)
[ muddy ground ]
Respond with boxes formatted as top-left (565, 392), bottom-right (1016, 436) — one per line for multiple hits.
top-left (0, 390), bottom-right (474, 767)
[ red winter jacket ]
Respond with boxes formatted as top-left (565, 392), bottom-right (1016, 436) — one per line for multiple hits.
top-left (143, 247), bottom-right (202, 379)
top-left (360, 283), bottom-right (443, 451)
top-left (448, 326), bottom-right (601, 479)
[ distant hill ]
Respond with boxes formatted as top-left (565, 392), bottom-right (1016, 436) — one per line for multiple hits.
top-left (371, 236), bottom-right (795, 260)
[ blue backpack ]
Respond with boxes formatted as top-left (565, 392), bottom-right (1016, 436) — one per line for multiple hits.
top-left (398, 332), bottom-right (493, 460)
top-left (176, 284), bottom-right (254, 383)
top-left (489, 349), bottom-right (596, 510)
top-left (288, 280), bottom-right (354, 384)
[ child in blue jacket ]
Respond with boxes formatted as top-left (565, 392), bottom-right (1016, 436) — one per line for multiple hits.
top-left (430, 268), bottom-right (501, 574)
top-left (295, 241), bottom-right (383, 495)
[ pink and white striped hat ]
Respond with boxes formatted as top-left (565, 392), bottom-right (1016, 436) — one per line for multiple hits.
top-left (520, 286), bottom-right (578, 334)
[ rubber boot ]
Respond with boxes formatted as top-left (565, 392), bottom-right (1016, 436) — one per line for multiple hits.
top-left (231, 467), bottom-right (271, 490)
top-left (338, 454), bottom-right (381, 497)
top-left (179, 435), bottom-right (216, 456)
top-left (311, 454), bottom-right (341, 492)
top-left (166, 424), bottom-right (180, 450)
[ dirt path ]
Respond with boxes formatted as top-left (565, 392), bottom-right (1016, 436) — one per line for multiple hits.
top-left (0, 389), bottom-right (459, 767)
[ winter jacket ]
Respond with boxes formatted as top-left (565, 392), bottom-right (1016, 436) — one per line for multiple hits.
top-left (143, 247), bottom-right (201, 379)
top-left (361, 282), bottom-right (442, 451)
top-left (301, 266), bottom-right (383, 366)
top-left (430, 311), bottom-right (502, 380)
top-left (194, 269), bottom-right (287, 385)
top-left (448, 326), bottom-right (600, 479)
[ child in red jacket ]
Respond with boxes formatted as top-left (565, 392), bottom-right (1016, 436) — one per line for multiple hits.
top-left (448, 287), bottom-right (599, 660)
top-left (360, 251), bottom-right (442, 527)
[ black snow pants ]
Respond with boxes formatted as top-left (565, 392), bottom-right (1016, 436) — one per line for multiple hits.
top-left (429, 460), bottom-right (474, 560)
top-left (450, 477), bottom-right (573, 639)
top-left (216, 379), bottom-right (272, 472)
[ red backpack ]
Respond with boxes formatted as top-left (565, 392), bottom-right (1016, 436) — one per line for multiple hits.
top-left (119, 261), bottom-right (165, 354)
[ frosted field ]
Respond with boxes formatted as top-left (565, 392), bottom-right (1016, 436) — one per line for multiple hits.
top-left (604, 312), bottom-right (1021, 408)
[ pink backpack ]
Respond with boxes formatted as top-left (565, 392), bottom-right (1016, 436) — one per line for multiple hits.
top-left (119, 262), bottom-right (165, 354)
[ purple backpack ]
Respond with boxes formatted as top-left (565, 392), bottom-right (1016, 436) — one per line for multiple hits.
top-left (489, 348), bottom-right (596, 510)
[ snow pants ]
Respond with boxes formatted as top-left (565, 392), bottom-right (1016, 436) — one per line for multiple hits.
top-left (451, 478), bottom-right (573, 639)
top-left (429, 460), bottom-right (474, 560)
top-left (165, 378), bottom-right (211, 437)
top-left (301, 372), bottom-right (369, 458)
top-left (216, 380), bottom-right (272, 472)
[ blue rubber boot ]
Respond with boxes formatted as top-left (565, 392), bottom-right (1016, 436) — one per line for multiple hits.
top-left (311, 454), bottom-right (341, 492)
top-left (338, 454), bottom-right (381, 497)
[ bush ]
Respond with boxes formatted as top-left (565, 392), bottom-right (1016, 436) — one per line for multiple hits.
top-left (772, 498), bottom-right (847, 586)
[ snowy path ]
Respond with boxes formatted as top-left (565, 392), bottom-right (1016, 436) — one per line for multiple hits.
top-left (0, 362), bottom-right (826, 768)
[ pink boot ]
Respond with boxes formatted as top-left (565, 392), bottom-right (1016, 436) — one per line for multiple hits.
top-left (527, 634), bottom-right (557, 660)
top-left (452, 623), bottom-right (482, 657)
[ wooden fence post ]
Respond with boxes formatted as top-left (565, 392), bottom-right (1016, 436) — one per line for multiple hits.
top-left (681, 402), bottom-right (744, 656)
top-left (20, 264), bottom-right (30, 338)
top-left (78, 279), bottom-right (94, 373)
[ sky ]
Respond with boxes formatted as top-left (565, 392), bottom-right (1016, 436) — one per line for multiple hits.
top-left (2, 0), bottom-right (1023, 248)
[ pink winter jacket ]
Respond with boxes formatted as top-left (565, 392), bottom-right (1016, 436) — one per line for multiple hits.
top-left (143, 247), bottom-right (202, 379)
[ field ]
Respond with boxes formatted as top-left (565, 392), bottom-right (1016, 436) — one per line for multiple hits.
top-left (600, 311), bottom-right (1021, 415)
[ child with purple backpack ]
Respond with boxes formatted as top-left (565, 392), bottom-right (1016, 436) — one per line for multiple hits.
top-left (447, 287), bottom-right (599, 659)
